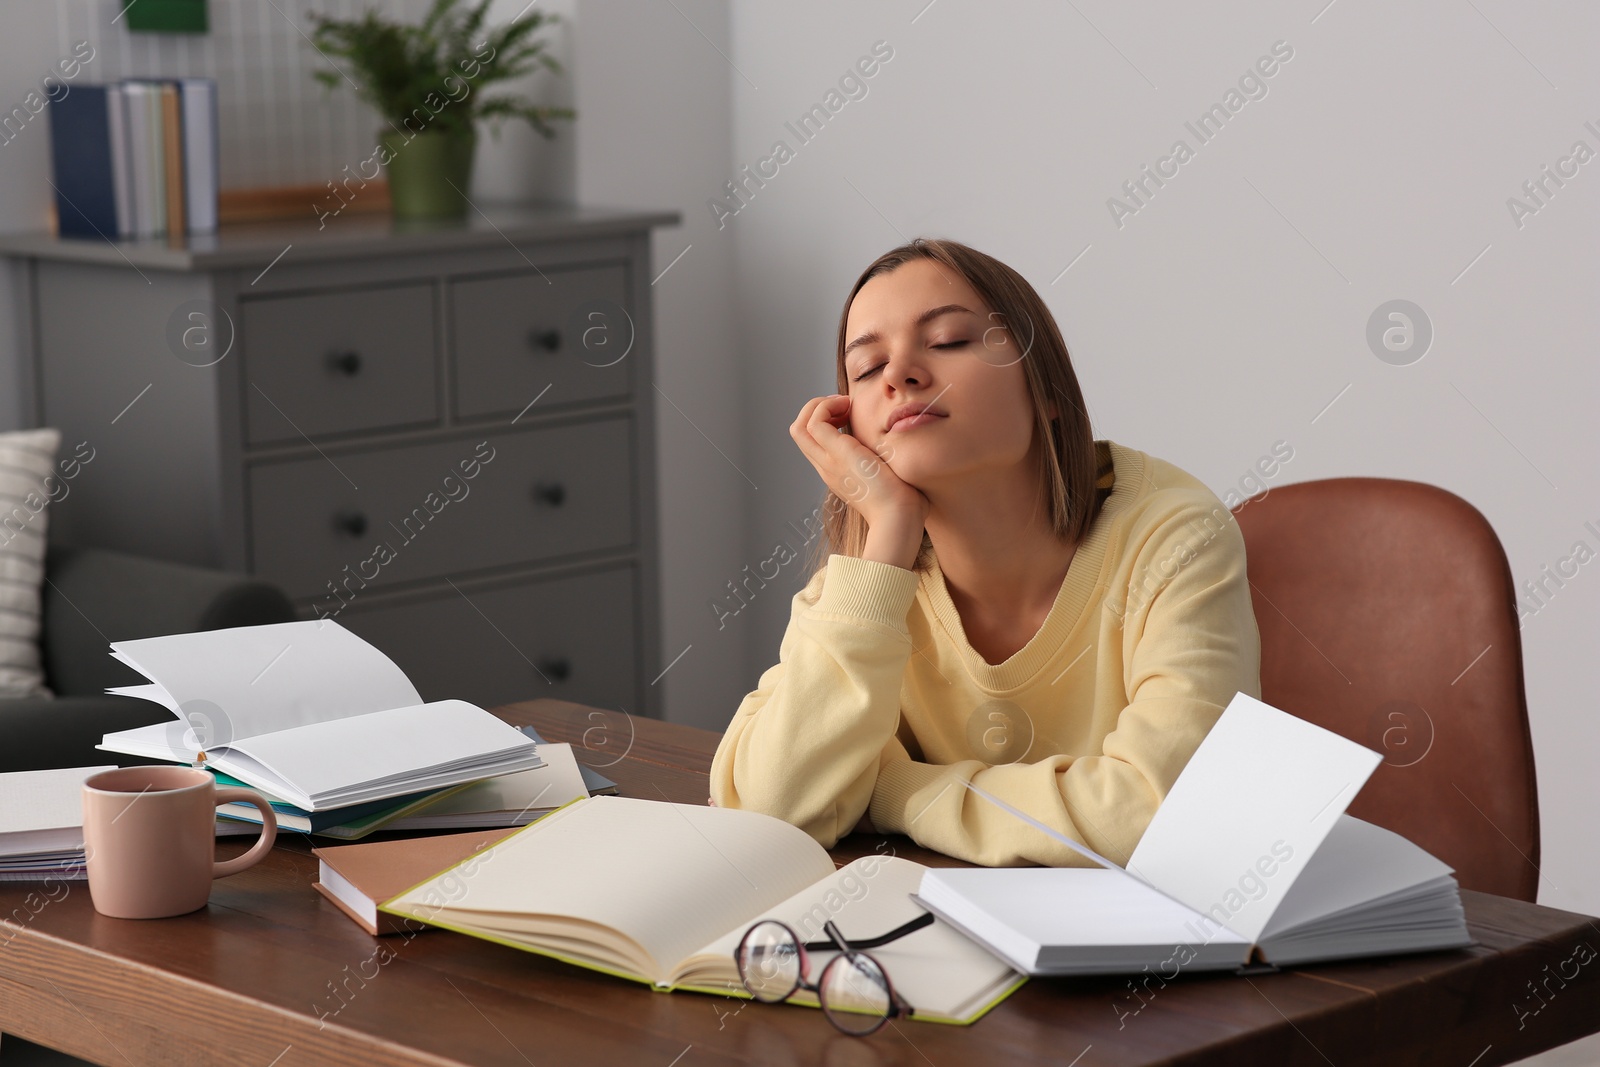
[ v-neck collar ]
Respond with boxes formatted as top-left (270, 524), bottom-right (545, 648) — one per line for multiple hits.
top-left (920, 439), bottom-right (1145, 691)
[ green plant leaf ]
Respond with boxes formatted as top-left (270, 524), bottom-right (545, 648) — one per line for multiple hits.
top-left (304, 0), bottom-right (572, 136)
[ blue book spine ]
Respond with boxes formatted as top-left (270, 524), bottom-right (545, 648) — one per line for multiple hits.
top-left (47, 83), bottom-right (120, 239)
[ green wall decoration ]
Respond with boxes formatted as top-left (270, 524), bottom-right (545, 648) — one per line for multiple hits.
top-left (126, 0), bottom-right (209, 34)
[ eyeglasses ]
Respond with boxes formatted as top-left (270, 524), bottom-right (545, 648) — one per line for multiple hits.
top-left (734, 911), bottom-right (934, 1036)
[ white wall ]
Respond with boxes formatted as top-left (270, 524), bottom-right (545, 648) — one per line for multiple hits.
top-left (721, 0), bottom-right (1600, 923)
top-left (567, 0), bottom-right (749, 734)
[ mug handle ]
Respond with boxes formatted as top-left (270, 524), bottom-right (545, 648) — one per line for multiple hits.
top-left (212, 787), bottom-right (279, 878)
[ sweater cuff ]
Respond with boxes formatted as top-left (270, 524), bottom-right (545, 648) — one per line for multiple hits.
top-left (810, 554), bottom-right (920, 633)
top-left (869, 758), bottom-right (953, 836)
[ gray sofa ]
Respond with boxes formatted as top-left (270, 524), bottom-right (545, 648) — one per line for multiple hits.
top-left (1, 546), bottom-right (297, 773)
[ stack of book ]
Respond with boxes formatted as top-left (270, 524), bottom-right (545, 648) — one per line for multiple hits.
top-left (208, 771), bottom-right (476, 840)
top-left (0, 766), bottom-right (117, 881)
top-left (46, 78), bottom-right (218, 240)
top-left (206, 743), bottom-right (595, 840)
top-left (97, 620), bottom-right (547, 837)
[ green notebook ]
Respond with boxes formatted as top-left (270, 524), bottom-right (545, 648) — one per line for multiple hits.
top-left (379, 795), bottom-right (1026, 1025)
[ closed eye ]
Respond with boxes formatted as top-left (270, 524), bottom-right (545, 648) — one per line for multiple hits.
top-left (850, 341), bottom-right (968, 382)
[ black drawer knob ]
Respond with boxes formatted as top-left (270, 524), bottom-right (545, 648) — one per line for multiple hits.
top-left (531, 482), bottom-right (566, 507)
top-left (528, 328), bottom-right (562, 352)
top-left (327, 350), bottom-right (363, 376)
top-left (538, 656), bottom-right (572, 682)
top-left (334, 510), bottom-right (368, 537)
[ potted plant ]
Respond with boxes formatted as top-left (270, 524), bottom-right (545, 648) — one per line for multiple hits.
top-left (308, 0), bottom-right (575, 220)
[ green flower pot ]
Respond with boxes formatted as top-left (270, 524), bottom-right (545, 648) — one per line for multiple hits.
top-left (380, 126), bottom-right (477, 220)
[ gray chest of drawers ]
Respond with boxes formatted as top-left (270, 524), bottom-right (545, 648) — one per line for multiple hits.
top-left (0, 203), bottom-right (680, 720)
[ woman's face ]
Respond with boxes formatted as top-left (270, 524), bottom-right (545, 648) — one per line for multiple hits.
top-left (843, 257), bottom-right (1050, 491)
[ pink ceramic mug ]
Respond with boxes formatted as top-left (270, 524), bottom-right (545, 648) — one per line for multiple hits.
top-left (82, 766), bottom-right (278, 919)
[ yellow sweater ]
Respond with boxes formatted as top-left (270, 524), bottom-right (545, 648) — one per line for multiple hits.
top-left (709, 439), bottom-right (1263, 867)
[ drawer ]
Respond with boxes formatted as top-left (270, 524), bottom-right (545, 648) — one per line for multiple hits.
top-left (450, 263), bottom-right (632, 418)
top-left (336, 566), bottom-right (638, 712)
top-left (242, 283), bottom-right (439, 445)
top-left (248, 419), bottom-right (634, 600)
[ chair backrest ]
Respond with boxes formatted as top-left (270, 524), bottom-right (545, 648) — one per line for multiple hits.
top-left (1231, 476), bottom-right (1540, 901)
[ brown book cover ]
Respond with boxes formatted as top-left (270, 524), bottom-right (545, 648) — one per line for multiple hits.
top-left (159, 83), bottom-right (185, 236)
top-left (312, 827), bottom-right (518, 936)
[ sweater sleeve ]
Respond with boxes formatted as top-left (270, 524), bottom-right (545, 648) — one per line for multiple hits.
top-left (708, 553), bottom-right (922, 847)
top-left (867, 501), bottom-right (1263, 867)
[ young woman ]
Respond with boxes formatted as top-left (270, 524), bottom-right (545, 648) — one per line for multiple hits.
top-left (709, 238), bottom-right (1262, 868)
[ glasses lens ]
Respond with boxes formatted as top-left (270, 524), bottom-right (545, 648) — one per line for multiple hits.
top-left (820, 952), bottom-right (893, 1035)
top-left (737, 921), bottom-right (802, 1003)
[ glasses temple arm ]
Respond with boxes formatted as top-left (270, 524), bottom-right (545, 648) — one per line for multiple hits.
top-left (802, 910), bottom-right (936, 953)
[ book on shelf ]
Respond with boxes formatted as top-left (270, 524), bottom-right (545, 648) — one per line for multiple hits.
top-left (97, 619), bottom-right (543, 812)
top-left (208, 771), bottom-right (474, 839)
top-left (914, 692), bottom-right (1475, 977)
top-left (158, 82), bottom-right (184, 235)
top-left (382, 742), bottom-right (590, 832)
top-left (45, 78), bottom-right (218, 240)
top-left (122, 81), bottom-right (155, 236)
top-left (313, 827), bottom-right (519, 936)
top-left (178, 78), bottom-right (218, 232)
top-left (45, 83), bottom-right (119, 239)
top-left (379, 795), bottom-right (1026, 1025)
top-left (0, 765), bottom-right (117, 881)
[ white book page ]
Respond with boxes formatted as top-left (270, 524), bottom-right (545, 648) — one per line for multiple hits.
top-left (955, 780), bottom-right (1213, 918)
top-left (226, 700), bottom-right (533, 806)
top-left (921, 867), bottom-right (1251, 950)
top-left (1128, 692), bottom-right (1383, 943)
top-left (384, 796), bottom-right (836, 983)
top-left (0, 766), bottom-right (117, 837)
top-left (1258, 815), bottom-right (1456, 941)
top-left (111, 619), bottom-right (421, 741)
top-left (98, 722), bottom-right (192, 762)
top-left (106, 683), bottom-right (180, 714)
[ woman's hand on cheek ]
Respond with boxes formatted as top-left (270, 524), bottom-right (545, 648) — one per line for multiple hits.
top-left (789, 393), bottom-right (931, 539)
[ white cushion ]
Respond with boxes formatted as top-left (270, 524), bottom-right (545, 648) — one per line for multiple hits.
top-left (0, 428), bottom-right (62, 698)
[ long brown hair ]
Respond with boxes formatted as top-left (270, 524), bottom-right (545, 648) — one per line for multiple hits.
top-left (803, 237), bottom-right (1099, 578)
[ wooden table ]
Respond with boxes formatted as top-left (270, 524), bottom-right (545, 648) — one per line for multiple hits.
top-left (2, 699), bottom-right (1597, 1066)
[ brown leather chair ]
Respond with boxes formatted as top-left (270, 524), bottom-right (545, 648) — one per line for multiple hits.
top-left (1231, 477), bottom-right (1541, 901)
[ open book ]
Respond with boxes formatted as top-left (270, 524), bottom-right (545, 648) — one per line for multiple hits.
top-left (916, 692), bottom-right (1474, 976)
top-left (97, 620), bottom-right (541, 812)
top-left (379, 795), bottom-right (1027, 1024)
